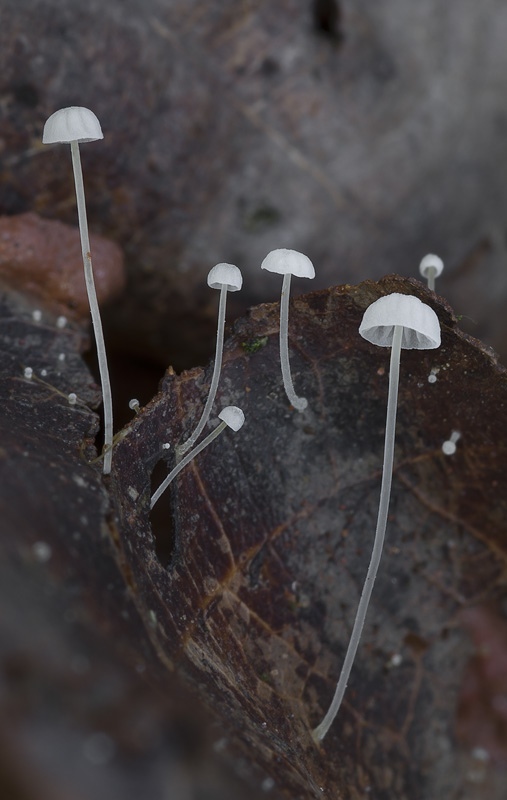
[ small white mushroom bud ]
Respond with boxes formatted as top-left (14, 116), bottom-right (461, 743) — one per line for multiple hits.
top-left (261, 249), bottom-right (315, 412)
top-left (24, 367), bottom-right (33, 380)
top-left (442, 431), bottom-right (461, 455)
top-left (68, 393), bottom-right (77, 405)
top-left (128, 398), bottom-right (140, 413)
top-left (151, 406), bottom-right (245, 509)
top-left (32, 309), bottom-right (42, 322)
top-left (56, 315), bottom-right (67, 329)
top-left (419, 254), bottom-right (444, 292)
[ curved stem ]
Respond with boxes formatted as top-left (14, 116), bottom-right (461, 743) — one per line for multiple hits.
top-left (279, 273), bottom-right (307, 412)
top-left (151, 421), bottom-right (227, 509)
top-left (71, 141), bottom-right (114, 475)
top-left (313, 324), bottom-right (403, 742)
top-left (178, 285), bottom-right (228, 457)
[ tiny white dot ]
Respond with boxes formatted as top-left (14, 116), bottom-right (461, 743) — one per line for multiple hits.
top-left (32, 541), bottom-right (52, 562)
top-left (428, 373), bottom-right (437, 384)
top-left (40, 369), bottom-right (48, 377)
top-left (24, 367), bottom-right (33, 380)
top-left (56, 315), bottom-right (67, 329)
top-left (213, 737), bottom-right (227, 753)
top-left (442, 440), bottom-right (456, 456)
top-left (58, 353), bottom-right (66, 362)
top-left (32, 309), bottom-right (42, 322)
top-left (162, 442), bottom-right (171, 450)
top-left (472, 746), bottom-right (490, 762)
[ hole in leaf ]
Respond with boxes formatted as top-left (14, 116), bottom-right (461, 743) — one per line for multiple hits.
top-left (149, 458), bottom-right (177, 568)
top-left (312, 0), bottom-right (344, 44)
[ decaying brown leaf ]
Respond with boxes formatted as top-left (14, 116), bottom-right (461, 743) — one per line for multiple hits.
top-left (109, 276), bottom-right (507, 799)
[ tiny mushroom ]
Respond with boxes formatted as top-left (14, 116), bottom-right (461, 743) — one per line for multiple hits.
top-left (313, 292), bottom-right (440, 743)
top-left (178, 263), bottom-right (242, 456)
top-left (442, 430), bottom-right (461, 455)
top-left (419, 253), bottom-right (444, 292)
top-left (151, 406), bottom-right (245, 509)
top-left (261, 249), bottom-right (315, 412)
top-left (128, 398), bottom-right (140, 414)
top-left (43, 107), bottom-right (114, 475)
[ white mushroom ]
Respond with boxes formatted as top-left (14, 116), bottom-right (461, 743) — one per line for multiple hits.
top-left (261, 249), bottom-right (315, 412)
top-left (43, 107), bottom-right (114, 475)
top-left (128, 398), bottom-right (140, 414)
top-left (419, 254), bottom-right (444, 292)
top-left (313, 292), bottom-right (440, 743)
top-left (151, 406), bottom-right (245, 509)
top-left (442, 430), bottom-right (461, 455)
top-left (178, 263), bottom-right (242, 456)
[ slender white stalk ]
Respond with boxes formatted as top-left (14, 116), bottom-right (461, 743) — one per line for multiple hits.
top-left (280, 272), bottom-right (307, 412)
top-left (426, 266), bottom-right (436, 291)
top-left (313, 324), bottom-right (403, 742)
top-left (151, 421), bottom-right (226, 509)
top-left (178, 285), bottom-right (228, 456)
top-left (71, 140), bottom-right (113, 474)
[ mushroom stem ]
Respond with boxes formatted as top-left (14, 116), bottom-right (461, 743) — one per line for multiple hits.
top-left (426, 266), bottom-right (437, 291)
top-left (178, 284), bottom-right (228, 457)
top-left (313, 324), bottom-right (403, 743)
top-left (151, 421), bottom-right (227, 509)
top-left (280, 273), bottom-right (307, 412)
top-left (70, 140), bottom-right (114, 474)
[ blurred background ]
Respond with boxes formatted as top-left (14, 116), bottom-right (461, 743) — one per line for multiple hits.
top-left (1, 1), bottom-right (507, 797)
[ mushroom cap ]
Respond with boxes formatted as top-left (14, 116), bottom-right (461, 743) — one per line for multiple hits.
top-left (218, 405), bottom-right (245, 432)
top-left (207, 263), bottom-right (243, 292)
top-left (359, 293), bottom-right (441, 349)
top-left (419, 253), bottom-right (444, 279)
top-left (442, 440), bottom-right (457, 455)
top-left (43, 107), bottom-right (103, 144)
top-left (261, 249), bottom-right (315, 279)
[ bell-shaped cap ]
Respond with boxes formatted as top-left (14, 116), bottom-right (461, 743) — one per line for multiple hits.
top-left (43, 107), bottom-right (103, 144)
top-left (218, 405), bottom-right (245, 431)
top-left (359, 293), bottom-right (441, 349)
top-left (207, 263), bottom-right (242, 292)
top-left (261, 248), bottom-right (315, 279)
top-left (419, 253), bottom-right (444, 279)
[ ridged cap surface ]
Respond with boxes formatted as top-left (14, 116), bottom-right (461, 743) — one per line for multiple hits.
top-left (218, 406), bottom-right (245, 431)
top-left (207, 263), bottom-right (242, 291)
top-left (43, 107), bottom-right (103, 144)
top-left (261, 249), bottom-right (315, 279)
top-left (359, 293), bottom-right (441, 349)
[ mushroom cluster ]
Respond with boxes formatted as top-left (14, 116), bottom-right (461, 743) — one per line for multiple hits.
top-left (40, 106), bottom-right (452, 753)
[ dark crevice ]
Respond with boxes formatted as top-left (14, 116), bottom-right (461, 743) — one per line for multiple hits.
top-left (312, 0), bottom-right (344, 44)
top-left (149, 459), bottom-right (177, 569)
